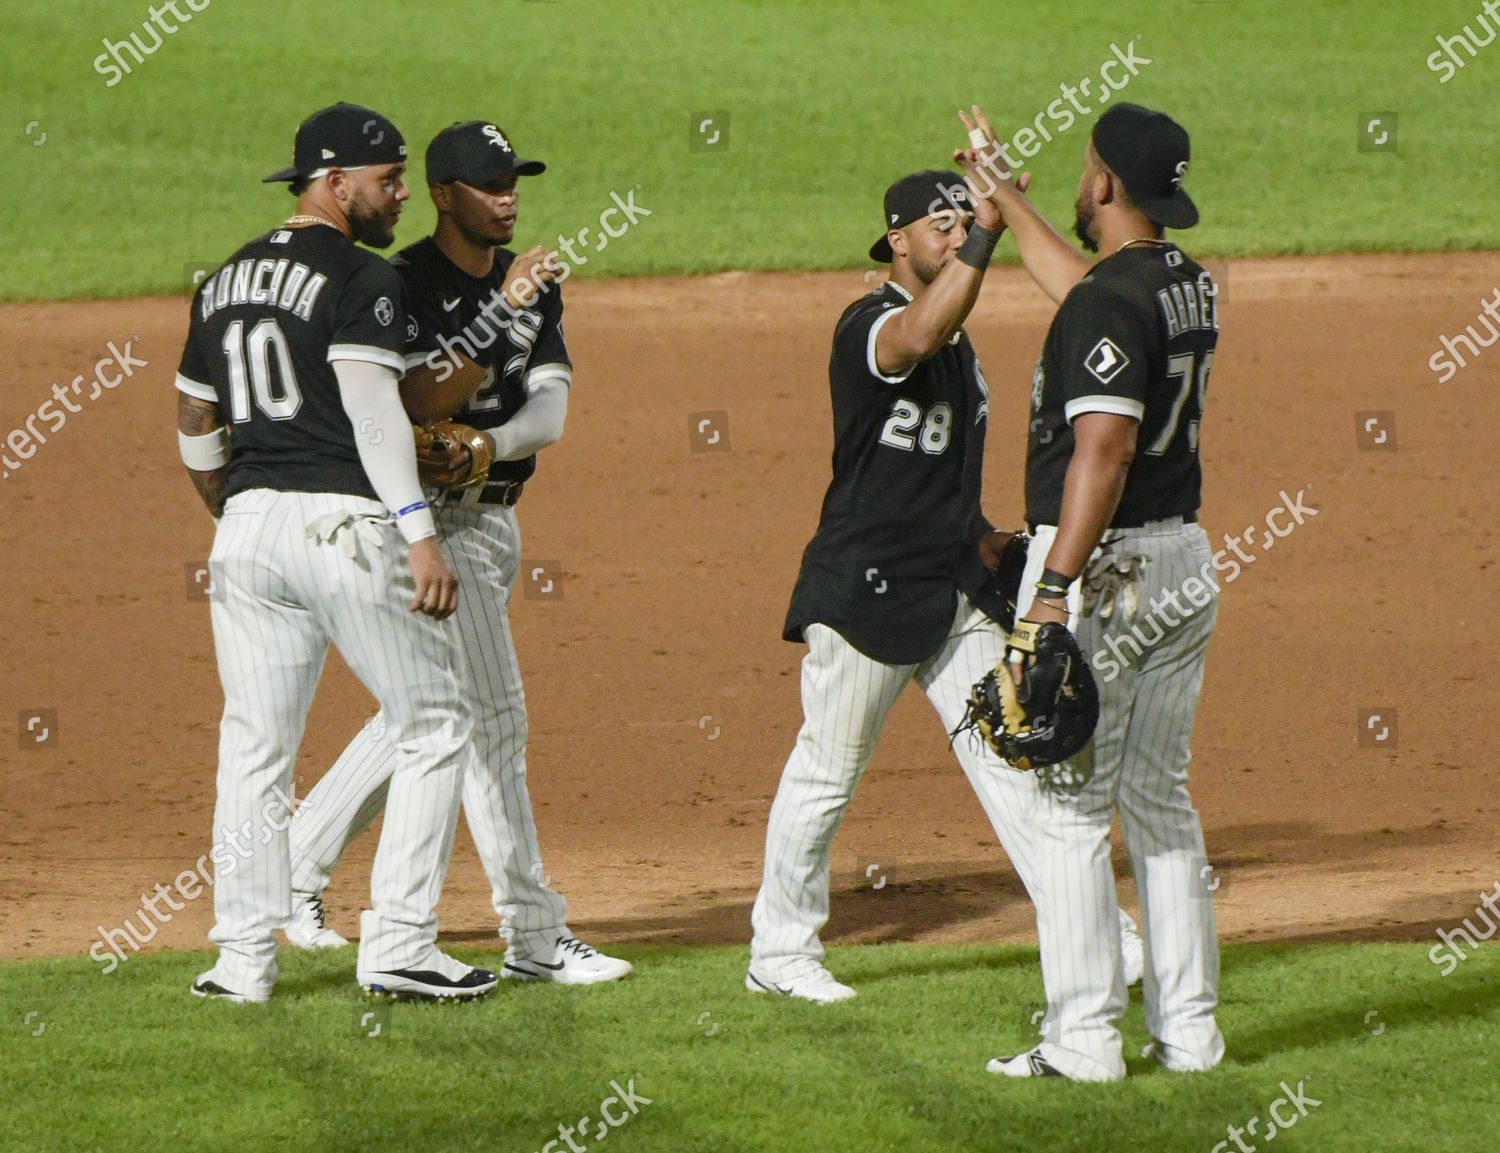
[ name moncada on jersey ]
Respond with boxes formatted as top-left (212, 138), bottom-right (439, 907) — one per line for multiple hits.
top-left (196, 234), bottom-right (334, 324)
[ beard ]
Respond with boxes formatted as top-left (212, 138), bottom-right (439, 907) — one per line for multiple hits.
top-left (347, 192), bottom-right (397, 249)
top-left (1073, 200), bottom-right (1099, 254)
top-left (910, 250), bottom-right (946, 285)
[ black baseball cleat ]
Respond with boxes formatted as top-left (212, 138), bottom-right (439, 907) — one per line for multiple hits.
top-left (358, 965), bottom-right (499, 1002)
top-left (986, 1048), bottom-right (1068, 1078)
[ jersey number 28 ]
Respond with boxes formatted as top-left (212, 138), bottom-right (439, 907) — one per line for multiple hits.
top-left (879, 399), bottom-right (953, 455)
top-left (221, 319), bottom-right (304, 423)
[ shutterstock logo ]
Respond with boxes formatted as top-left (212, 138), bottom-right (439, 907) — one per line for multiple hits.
top-left (1427, 2), bottom-right (1500, 83)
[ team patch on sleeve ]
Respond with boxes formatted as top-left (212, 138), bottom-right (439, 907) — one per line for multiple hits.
top-left (374, 296), bottom-right (394, 326)
top-left (1084, 337), bottom-right (1130, 385)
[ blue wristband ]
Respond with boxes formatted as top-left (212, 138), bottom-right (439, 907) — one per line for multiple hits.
top-left (397, 501), bottom-right (427, 518)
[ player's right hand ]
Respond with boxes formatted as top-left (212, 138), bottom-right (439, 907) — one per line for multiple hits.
top-left (408, 537), bottom-right (459, 619)
top-left (954, 106), bottom-right (1032, 229)
top-left (502, 246), bottom-right (561, 308)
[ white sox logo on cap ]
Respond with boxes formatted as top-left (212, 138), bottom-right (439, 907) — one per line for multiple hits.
top-left (1084, 337), bottom-right (1129, 384)
top-left (483, 125), bottom-right (513, 152)
top-left (1171, 160), bottom-right (1189, 190)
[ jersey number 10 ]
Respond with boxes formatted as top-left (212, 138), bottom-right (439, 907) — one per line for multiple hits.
top-left (1146, 350), bottom-right (1214, 456)
top-left (221, 318), bottom-right (304, 423)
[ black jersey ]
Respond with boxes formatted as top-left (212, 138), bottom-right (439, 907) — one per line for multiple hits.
top-left (392, 237), bottom-right (572, 485)
top-left (1025, 243), bottom-right (1218, 527)
top-left (784, 281), bottom-right (996, 665)
top-left (175, 226), bottom-right (407, 502)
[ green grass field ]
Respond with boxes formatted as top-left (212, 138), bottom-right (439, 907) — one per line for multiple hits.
top-left (7, 4), bottom-right (1498, 1149)
top-left (2, 941), bottom-right (1497, 1152)
top-left (5, 0), bottom-right (1498, 300)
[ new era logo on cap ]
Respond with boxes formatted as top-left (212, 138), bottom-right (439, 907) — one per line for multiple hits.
top-left (1084, 337), bottom-right (1130, 384)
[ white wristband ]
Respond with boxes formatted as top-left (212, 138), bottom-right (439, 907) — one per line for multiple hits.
top-left (178, 427), bottom-right (230, 471)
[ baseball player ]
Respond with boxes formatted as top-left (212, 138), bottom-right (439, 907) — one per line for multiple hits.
top-left (747, 162), bottom-right (1141, 1003)
top-left (175, 103), bottom-right (495, 1002)
top-left (283, 121), bottom-right (631, 985)
top-left (959, 103), bottom-right (1223, 1080)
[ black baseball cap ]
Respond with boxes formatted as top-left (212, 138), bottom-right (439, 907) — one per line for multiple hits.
top-left (262, 102), bottom-right (406, 183)
top-left (1091, 103), bottom-right (1198, 230)
top-left (869, 169), bottom-right (972, 262)
top-left (425, 121), bottom-right (546, 185)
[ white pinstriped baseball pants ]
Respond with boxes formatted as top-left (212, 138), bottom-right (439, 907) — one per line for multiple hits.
top-left (1028, 520), bottom-right (1223, 1081)
top-left (288, 502), bottom-right (569, 957)
top-left (205, 490), bottom-right (474, 997)
top-left (750, 596), bottom-right (1044, 976)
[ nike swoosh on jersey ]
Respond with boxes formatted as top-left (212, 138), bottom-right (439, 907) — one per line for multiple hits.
top-left (442, 297), bottom-right (461, 312)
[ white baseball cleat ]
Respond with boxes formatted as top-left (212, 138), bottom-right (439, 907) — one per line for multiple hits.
top-left (358, 949), bottom-right (498, 1001)
top-left (986, 1048), bottom-right (1068, 1078)
top-left (284, 894), bottom-right (350, 950)
top-left (745, 963), bottom-right (857, 1004)
top-left (502, 936), bottom-right (634, 985)
top-left (1119, 910), bottom-right (1144, 988)
top-left (190, 971), bottom-right (271, 1004)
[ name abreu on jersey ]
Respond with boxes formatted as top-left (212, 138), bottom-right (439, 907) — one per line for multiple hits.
top-left (1155, 270), bottom-right (1219, 339)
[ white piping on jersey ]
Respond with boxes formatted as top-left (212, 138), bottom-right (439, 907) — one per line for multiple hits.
top-left (524, 363), bottom-right (572, 395)
top-left (866, 307), bottom-right (914, 385)
top-left (327, 344), bottom-right (405, 374)
top-left (1064, 395), bottom-right (1146, 424)
top-left (175, 372), bottom-right (216, 402)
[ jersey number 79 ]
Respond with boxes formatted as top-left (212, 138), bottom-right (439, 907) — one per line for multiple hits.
top-left (1145, 350), bottom-right (1213, 456)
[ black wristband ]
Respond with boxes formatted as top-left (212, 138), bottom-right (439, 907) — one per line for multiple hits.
top-left (1040, 567), bottom-right (1075, 588)
top-left (955, 224), bottom-right (1001, 270)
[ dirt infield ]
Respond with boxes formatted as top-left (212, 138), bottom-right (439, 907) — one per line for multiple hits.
top-left (2, 253), bottom-right (1496, 964)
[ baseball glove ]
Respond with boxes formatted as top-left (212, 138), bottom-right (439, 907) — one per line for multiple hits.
top-left (976, 530), bottom-right (1030, 633)
top-left (958, 620), bottom-right (1100, 772)
top-left (413, 420), bottom-right (494, 491)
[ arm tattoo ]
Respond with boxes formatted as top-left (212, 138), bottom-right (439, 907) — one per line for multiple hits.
top-left (177, 395), bottom-right (229, 517)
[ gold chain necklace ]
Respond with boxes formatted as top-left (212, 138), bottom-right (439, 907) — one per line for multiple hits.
top-left (283, 213), bottom-right (345, 234)
top-left (1116, 236), bottom-right (1170, 254)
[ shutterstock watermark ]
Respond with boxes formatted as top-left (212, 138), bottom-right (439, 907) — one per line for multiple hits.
top-left (3, 337), bottom-right (148, 481)
top-left (420, 186), bottom-right (651, 385)
top-left (89, 783), bottom-right (305, 974)
top-left (527, 1077), bottom-right (652, 1153)
top-left (1091, 487), bottom-right (1319, 682)
top-left (1428, 881), bottom-right (1500, 976)
top-left (94, 0), bottom-right (213, 88)
top-left (969, 39), bottom-right (1154, 182)
top-left (1208, 1078), bottom-right (1322, 1152)
top-left (1427, 2), bottom-right (1500, 84)
top-left (1427, 288), bottom-right (1500, 382)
